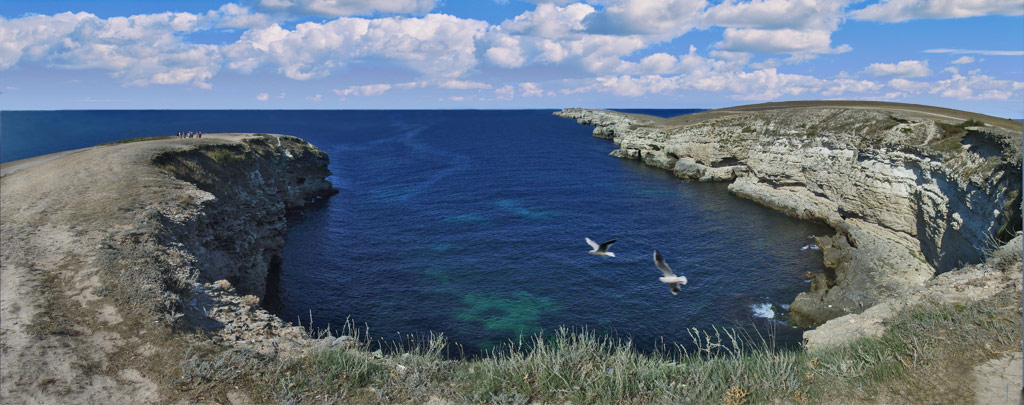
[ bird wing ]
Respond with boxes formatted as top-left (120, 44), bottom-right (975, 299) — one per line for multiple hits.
top-left (668, 283), bottom-right (680, 295)
top-left (585, 237), bottom-right (599, 250)
top-left (653, 250), bottom-right (675, 277)
top-left (598, 239), bottom-right (617, 252)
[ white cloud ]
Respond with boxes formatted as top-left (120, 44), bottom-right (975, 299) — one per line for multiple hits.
top-left (519, 82), bottom-right (545, 97)
top-left (821, 78), bottom-right (882, 96)
top-left (332, 83), bottom-right (392, 96)
top-left (224, 14), bottom-right (488, 79)
top-left (437, 79), bottom-right (491, 89)
top-left (950, 56), bottom-right (975, 65)
top-left (637, 53), bottom-right (681, 75)
top-left (256, 92), bottom-right (270, 100)
top-left (703, 0), bottom-right (848, 31)
top-left (684, 67), bottom-right (825, 99)
top-left (499, 3), bottom-right (593, 39)
top-left (249, 0), bottom-right (438, 17)
top-left (930, 71), bottom-right (1024, 100)
top-left (582, 0), bottom-right (706, 39)
top-left (484, 34), bottom-right (526, 68)
top-left (0, 11), bottom-right (221, 88)
top-left (717, 28), bottom-right (850, 54)
top-left (851, 0), bottom-right (1023, 22)
top-left (494, 84), bottom-right (515, 100)
top-left (924, 48), bottom-right (1024, 56)
top-left (306, 93), bottom-right (323, 100)
top-left (862, 60), bottom-right (931, 78)
top-left (887, 78), bottom-right (931, 93)
top-left (211, 3), bottom-right (270, 29)
top-left (593, 74), bottom-right (681, 96)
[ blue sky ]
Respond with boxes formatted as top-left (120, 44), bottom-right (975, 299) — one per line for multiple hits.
top-left (1, 0), bottom-right (1022, 117)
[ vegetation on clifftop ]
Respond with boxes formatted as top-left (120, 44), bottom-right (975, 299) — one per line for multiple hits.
top-left (180, 270), bottom-right (1020, 403)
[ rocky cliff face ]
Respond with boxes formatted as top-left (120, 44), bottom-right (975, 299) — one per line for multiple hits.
top-left (154, 135), bottom-right (336, 298)
top-left (557, 106), bottom-right (1021, 326)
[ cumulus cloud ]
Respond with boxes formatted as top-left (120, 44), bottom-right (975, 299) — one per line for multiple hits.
top-left (591, 75), bottom-right (681, 96)
top-left (924, 48), bottom-right (1024, 56)
top-left (211, 3), bottom-right (270, 29)
top-left (0, 11), bottom-right (221, 88)
top-left (247, 0), bottom-right (438, 17)
top-left (224, 14), bottom-right (488, 79)
top-left (821, 78), bottom-right (882, 96)
top-left (256, 92), bottom-right (270, 100)
top-left (862, 60), bottom-right (931, 78)
top-left (886, 78), bottom-right (931, 93)
top-left (930, 71), bottom-right (1024, 100)
top-left (484, 34), bottom-right (526, 68)
top-left (333, 83), bottom-right (392, 97)
top-left (716, 28), bottom-right (850, 54)
top-left (519, 82), bottom-right (545, 96)
top-left (494, 84), bottom-right (515, 100)
top-left (703, 0), bottom-right (848, 31)
top-left (851, 0), bottom-right (1023, 22)
top-left (500, 3), bottom-right (593, 38)
top-left (582, 0), bottom-right (705, 38)
top-left (950, 56), bottom-right (975, 64)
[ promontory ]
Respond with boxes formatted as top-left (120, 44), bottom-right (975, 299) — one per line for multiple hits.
top-left (1, 103), bottom-right (1021, 403)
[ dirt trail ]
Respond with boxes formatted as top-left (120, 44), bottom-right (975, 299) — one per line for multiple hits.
top-left (0, 137), bottom-right (240, 403)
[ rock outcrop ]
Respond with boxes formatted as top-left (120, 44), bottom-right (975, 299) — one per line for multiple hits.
top-left (0, 133), bottom-right (337, 402)
top-left (556, 103), bottom-right (1022, 327)
top-left (154, 135), bottom-right (336, 298)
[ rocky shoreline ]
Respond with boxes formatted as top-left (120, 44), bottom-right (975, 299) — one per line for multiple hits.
top-left (0, 133), bottom-right (338, 401)
top-left (555, 102), bottom-right (1022, 342)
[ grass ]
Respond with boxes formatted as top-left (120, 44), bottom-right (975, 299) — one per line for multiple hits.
top-left (931, 119), bottom-right (990, 154)
top-left (176, 288), bottom-right (1021, 404)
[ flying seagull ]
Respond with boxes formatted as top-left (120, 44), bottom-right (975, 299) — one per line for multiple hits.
top-left (653, 250), bottom-right (687, 295)
top-left (586, 237), bottom-right (617, 257)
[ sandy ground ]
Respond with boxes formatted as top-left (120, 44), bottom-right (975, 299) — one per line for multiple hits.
top-left (0, 136), bottom-right (251, 403)
top-left (973, 352), bottom-right (1023, 405)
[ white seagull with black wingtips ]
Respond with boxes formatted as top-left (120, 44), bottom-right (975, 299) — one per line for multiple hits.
top-left (653, 250), bottom-right (687, 295)
top-left (585, 237), bottom-right (617, 257)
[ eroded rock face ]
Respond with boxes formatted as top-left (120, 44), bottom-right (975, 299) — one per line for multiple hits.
top-left (556, 106), bottom-right (1022, 327)
top-left (155, 135), bottom-right (337, 298)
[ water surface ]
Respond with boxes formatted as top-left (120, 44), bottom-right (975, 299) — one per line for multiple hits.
top-left (1, 110), bottom-right (830, 355)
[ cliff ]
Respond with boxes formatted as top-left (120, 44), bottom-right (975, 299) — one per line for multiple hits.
top-left (0, 133), bottom-right (336, 402)
top-left (555, 102), bottom-right (1022, 328)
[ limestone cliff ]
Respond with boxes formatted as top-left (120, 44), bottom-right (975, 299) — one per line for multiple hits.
top-left (556, 102), bottom-right (1021, 327)
top-left (154, 135), bottom-right (337, 298)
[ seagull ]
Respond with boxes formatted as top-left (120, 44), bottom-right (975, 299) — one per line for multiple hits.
top-left (586, 237), bottom-right (617, 257)
top-left (653, 250), bottom-right (687, 295)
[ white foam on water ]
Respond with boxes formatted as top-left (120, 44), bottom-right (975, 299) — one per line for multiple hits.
top-left (751, 302), bottom-right (775, 319)
top-left (801, 244), bottom-right (819, 251)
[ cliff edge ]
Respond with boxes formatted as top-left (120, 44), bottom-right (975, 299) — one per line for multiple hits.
top-left (0, 133), bottom-right (335, 402)
top-left (555, 101), bottom-right (1022, 337)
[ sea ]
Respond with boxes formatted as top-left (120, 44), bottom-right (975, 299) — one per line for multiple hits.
top-left (1, 110), bottom-right (830, 355)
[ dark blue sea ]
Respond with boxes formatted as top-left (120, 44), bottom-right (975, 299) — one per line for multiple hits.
top-left (1, 110), bottom-right (829, 355)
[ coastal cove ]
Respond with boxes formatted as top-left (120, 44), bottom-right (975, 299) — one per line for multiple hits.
top-left (1, 104), bottom-right (1020, 403)
top-left (3, 110), bottom-right (831, 355)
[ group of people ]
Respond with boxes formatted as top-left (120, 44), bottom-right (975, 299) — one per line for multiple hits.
top-left (177, 130), bottom-right (202, 138)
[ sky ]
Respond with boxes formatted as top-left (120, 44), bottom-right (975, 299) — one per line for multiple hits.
top-left (1, 0), bottom-right (1022, 117)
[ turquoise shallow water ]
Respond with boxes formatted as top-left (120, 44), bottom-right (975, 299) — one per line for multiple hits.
top-left (2, 110), bottom-right (830, 355)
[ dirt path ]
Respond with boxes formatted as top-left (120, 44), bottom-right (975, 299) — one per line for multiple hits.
top-left (0, 137), bottom-right (250, 403)
top-left (973, 352), bottom-right (1023, 405)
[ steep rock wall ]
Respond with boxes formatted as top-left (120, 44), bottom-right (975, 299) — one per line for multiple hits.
top-left (557, 107), bottom-right (1021, 326)
top-left (154, 135), bottom-right (336, 298)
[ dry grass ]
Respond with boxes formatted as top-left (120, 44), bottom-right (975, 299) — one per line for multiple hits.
top-left (172, 286), bottom-right (1021, 404)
